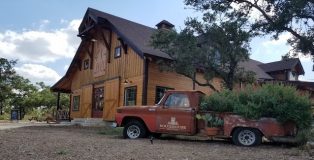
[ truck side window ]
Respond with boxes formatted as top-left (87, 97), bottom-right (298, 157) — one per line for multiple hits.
top-left (164, 93), bottom-right (190, 108)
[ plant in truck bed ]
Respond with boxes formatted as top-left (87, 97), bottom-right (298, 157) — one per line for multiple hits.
top-left (196, 113), bottom-right (224, 128)
top-left (200, 84), bottom-right (312, 131)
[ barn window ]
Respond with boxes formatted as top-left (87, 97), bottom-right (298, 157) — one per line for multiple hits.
top-left (114, 46), bottom-right (121, 58)
top-left (72, 96), bottom-right (80, 111)
top-left (83, 59), bottom-right (89, 70)
top-left (124, 86), bottom-right (137, 106)
top-left (155, 86), bottom-right (174, 104)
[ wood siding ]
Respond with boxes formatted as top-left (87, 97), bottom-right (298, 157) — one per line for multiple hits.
top-left (70, 85), bottom-right (92, 119)
top-left (71, 30), bottom-right (143, 91)
top-left (103, 78), bottom-right (120, 121)
top-left (147, 62), bottom-right (222, 105)
top-left (70, 28), bottom-right (144, 119)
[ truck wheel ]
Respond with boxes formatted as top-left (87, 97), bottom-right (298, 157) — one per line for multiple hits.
top-left (123, 120), bottom-right (147, 139)
top-left (232, 128), bottom-right (262, 147)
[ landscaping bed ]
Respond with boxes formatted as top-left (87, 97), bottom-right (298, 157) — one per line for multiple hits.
top-left (0, 126), bottom-right (312, 160)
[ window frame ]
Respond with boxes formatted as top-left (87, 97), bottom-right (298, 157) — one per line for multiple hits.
top-left (155, 86), bottom-right (174, 104)
top-left (83, 59), bottom-right (89, 70)
top-left (114, 46), bottom-right (122, 58)
top-left (72, 95), bottom-right (80, 111)
top-left (124, 86), bottom-right (137, 106)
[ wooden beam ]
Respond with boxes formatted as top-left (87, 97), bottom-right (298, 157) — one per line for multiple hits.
top-left (142, 57), bottom-right (149, 105)
top-left (57, 92), bottom-right (61, 110)
top-left (85, 41), bottom-right (93, 58)
top-left (90, 41), bottom-right (94, 69)
top-left (75, 58), bottom-right (82, 71)
top-left (101, 31), bottom-right (110, 51)
top-left (108, 30), bottom-right (112, 63)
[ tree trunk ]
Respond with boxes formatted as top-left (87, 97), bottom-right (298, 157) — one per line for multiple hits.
top-left (226, 63), bottom-right (236, 90)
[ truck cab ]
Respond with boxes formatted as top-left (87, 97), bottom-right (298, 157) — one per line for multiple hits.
top-left (115, 91), bottom-right (201, 135)
top-left (115, 90), bottom-right (296, 146)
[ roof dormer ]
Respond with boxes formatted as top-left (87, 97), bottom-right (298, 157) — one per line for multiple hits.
top-left (156, 20), bottom-right (174, 30)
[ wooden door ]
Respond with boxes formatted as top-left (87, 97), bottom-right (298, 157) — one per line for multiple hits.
top-left (103, 78), bottom-right (120, 121)
top-left (92, 87), bottom-right (104, 118)
top-left (81, 85), bottom-right (92, 118)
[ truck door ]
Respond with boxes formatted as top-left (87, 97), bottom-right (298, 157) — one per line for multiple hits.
top-left (156, 93), bottom-right (196, 135)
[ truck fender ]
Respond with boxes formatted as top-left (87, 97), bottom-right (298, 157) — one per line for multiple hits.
top-left (230, 127), bottom-right (264, 137)
top-left (121, 116), bottom-right (151, 132)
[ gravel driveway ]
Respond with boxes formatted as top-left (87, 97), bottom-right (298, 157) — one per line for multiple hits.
top-left (0, 126), bottom-right (312, 160)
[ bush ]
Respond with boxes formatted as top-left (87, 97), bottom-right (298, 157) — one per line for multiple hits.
top-left (200, 90), bottom-right (236, 112)
top-left (201, 84), bottom-right (312, 130)
top-left (0, 113), bottom-right (10, 120)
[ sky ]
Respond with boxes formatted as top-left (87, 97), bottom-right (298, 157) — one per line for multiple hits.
top-left (0, 0), bottom-right (313, 86)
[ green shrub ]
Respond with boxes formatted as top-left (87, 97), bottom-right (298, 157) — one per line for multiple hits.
top-left (200, 89), bottom-right (235, 112)
top-left (0, 113), bottom-right (10, 120)
top-left (201, 84), bottom-right (312, 130)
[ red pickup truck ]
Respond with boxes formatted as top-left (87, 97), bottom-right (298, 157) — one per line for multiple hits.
top-left (115, 90), bottom-right (296, 146)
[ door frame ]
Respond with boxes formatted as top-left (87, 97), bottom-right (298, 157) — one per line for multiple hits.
top-left (92, 84), bottom-right (105, 118)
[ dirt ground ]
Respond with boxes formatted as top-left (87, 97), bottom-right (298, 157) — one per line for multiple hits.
top-left (0, 126), bottom-right (313, 160)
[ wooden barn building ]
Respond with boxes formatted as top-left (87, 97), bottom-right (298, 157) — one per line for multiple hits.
top-left (51, 8), bottom-right (222, 121)
top-left (51, 8), bottom-right (313, 122)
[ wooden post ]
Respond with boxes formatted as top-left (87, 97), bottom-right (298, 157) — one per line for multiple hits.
top-left (193, 72), bottom-right (196, 90)
top-left (142, 57), bottom-right (149, 105)
top-left (57, 92), bottom-right (61, 110)
top-left (68, 94), bottom-right (71, 121)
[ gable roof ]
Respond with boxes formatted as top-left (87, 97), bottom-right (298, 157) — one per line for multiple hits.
top-left (86, 8), bottom-right (171, 59)
top-left (239, 59), bottom-right (273, 80)
top-left (258, 58), bottom-right (305, 74)
top-left (51, 8), bottom-right (172, 92)
top-left (51, 8), bottom-right (308, 93)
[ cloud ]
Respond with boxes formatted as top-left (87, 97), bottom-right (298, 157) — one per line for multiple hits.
top-left (15, 64), bottom-right (61, 86)
top-left (0, 19), bottom-right (81, 63)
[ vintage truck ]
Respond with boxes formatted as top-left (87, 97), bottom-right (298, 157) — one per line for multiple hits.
top-left (115, 90), bottom-right (297, 146)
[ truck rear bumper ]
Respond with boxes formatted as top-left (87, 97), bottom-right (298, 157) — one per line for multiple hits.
top-left (270, 136), bottom-right (298, 144)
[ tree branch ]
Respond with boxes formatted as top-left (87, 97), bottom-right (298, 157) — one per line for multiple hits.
top-left (236, 0), bottom-right (314, 55)
top-left (178, 71), bottom-right (219, 92)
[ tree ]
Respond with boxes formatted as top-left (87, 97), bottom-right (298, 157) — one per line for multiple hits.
top-left (185, 0), bottom-right (314, 59)
top-left (11, 75), bottom-right (37, 109)
top-left (24, 82), bottom-right (70, 111)
top-left (0, 58), bottom-right (16, 115)
top-left (151, 18), bottom-right (254, 91)
top-left (0, 58), bottom-right (70, 117)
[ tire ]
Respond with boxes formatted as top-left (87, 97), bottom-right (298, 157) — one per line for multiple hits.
top-left (123, 120), bottom-right (147, 139)
top-left (232, 128), bottom-right (262, 146)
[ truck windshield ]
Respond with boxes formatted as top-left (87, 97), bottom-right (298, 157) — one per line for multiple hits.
top-left (164, 93), bottom-right (190, 108)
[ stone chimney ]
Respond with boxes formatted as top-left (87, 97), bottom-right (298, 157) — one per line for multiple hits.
top-left (156, 20), bottom-right (174, 30)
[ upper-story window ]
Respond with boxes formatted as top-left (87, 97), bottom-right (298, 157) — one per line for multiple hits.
top-left (114, 46), bottom-right (121, 58)
top-left (83, 59), bottom-right (89, 70)
top-left (164, 93), bottom-right (190, 108)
